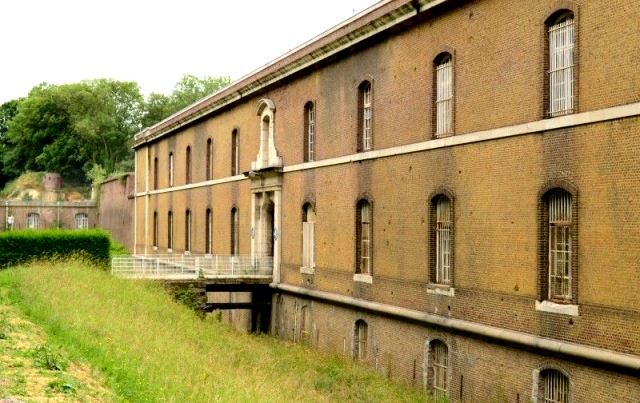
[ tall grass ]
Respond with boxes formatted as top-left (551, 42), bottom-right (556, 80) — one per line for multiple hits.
top-left (0, 260), bottom-right (429, 402)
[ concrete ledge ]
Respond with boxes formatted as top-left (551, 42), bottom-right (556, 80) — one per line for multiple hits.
top-left (300, 266), bottom-right (315, 275)
top-left (535, 300), bottom-right (579, 316)
top-left (426, 284), bottom-right (455, 297)
top-left (353, 273), bottom-right (373, 284)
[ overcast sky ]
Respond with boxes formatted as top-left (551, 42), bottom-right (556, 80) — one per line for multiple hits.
top-left (0, 0), bottom-right (380, 104)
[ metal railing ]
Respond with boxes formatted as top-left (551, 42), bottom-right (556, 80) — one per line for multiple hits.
top-left (111, 254), bottom-right (273, 280)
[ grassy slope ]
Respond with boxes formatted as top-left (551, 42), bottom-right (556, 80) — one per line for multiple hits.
top-left (0, 260), bottom-right (429, 402)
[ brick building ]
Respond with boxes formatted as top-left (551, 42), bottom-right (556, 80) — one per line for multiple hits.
top-left (99, 173), bottom-right (134, 251)
top-left (132, 0), bottom-right (640, 400)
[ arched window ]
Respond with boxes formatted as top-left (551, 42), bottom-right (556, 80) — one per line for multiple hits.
top-left (358, 81), bottom-right (372, 152)
top-left (353, 319), bottom-right (368, 360)
top-left (206, 138), bottom-right (213, 180)
top-left (426, 340), bottom-right (449, 399)
top-left (537, 368), bottom-right (570, 403)
top-left (304, 102), bottom-right (315, 162)
top-left (299, 305), bottom-right (311, 344)
top-left (75, 213), bottom-right (89, 229)
top-left (205, 208), bottom-right (212, 255)
top-left (185, 209), bottom-right (192, 252)
top-left (231, 129), bottom-right (239, 175)
top-left (153, 211), bottom-right (158, 248)
top-left (153, 157), bottom-right (158, 189)
top-left (230, 207), bottom-right (239, 255)
top-left (430, 195), bottom-right (453, 285)
top-left (302, 203), bottom-right (316, 270)
top-left (169, 152), bottom-right (174, 187)
top-left (356, 200), bottom-right (372, 275)
top-left (546, 11), bottom-right (575, 117)
top-left (542, 188), bottom-right (575, 302)
top-left (27, 213), bottom-right (39, 230)
top-left (185, 146), bottom-right (192, 184)
top-left (167, 211), bottom-right (173, 251)
top-left (434, 52), bottom-right (454, 137)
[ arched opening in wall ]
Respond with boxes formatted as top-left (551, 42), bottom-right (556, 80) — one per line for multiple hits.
top-left (185, 146), bottom-right (192, 184)
top-left (546, 10), bottom-right (575, 117)
top-left (426, 339), bottom-right (449, 399)
top-left (303, 102), bottom-right (315, 162)
top-left (261, 115), bottom-right (270, 167)
top-left (206, 138), bottom-right (213, 180)
top-left (153, 211), bottom-right (158, 248)
top-left (299, 305), bottom-right (311, 345)
top-left (355, 199), bottom-right (372, 275)
top-left (167, 211), bottom-right (173, 251)
top-left (301, 203), bottom-right (316, 270)
top-left (433, 52), bottom-right (454, 137)
top-left (230, 207), bottom-right (239, 255)
top-left (353, 319), bottom-right (368, 360)
top-left (153, 157), bottom-right (158, 189)
top-left (231, 129), bottom-right (239, 175)
top-left (537, 368), bottom-right (570, 403)
top-left (169, 152), bottom-right (174, 187)
top-left (185, 209), bottom-right (192, 253)
top-left (75, 213), bottom-right (89, 229)
top-left (205, 208), bottom-right (212, 254)
top-left (357, 81), bottom-right (372, 152)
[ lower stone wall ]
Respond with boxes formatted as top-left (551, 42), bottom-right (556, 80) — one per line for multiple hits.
top-left (271, 292), bottom-right (640, 402)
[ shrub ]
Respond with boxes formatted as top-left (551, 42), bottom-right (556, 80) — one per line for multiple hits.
top-left (0, 229), bottom-right (110, 268)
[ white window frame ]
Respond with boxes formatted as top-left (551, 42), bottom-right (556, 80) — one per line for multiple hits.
top-left (301, 205), bottom-right (315, 272)
top-left (362, 83), bottom-right (372, 151)
top-left (432, 341), bottom-right (449, 399)
top-left (231, 130), bottom-right (239, 175)
top-left (169, 152), bottom-right (174, 187)
top-left (548, 15), bottom-right (575, 117)
top-left (27, 213), bottom-right (39, 230)
top-left (435, 197), bottom-right (452, 285)
top-left (231, 208), bottom-right (239, 255)
top-left (75, 213), bottom-right (89, 229)
top-left (306, 103), bottom-right (315, 162)
top-left (205, 208), bottom-right (212, 255)
top-left (353, 320), bottom-right (368, 360)
top-left (435, 55), bottom-right (453, 137)
top-left (548, 191), bottom-right (572, 301)
top-left (168, 211), bottom-right (174, 251)
top-left (185, 210), bottom-right (192, 253)
top-left (533, 368), bottom-right (570, 403)
top-left (358, 201), bottom-right (371, 275)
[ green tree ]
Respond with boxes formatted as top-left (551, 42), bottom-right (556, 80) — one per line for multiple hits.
top-left (0, 99), bottom-right (21, 186)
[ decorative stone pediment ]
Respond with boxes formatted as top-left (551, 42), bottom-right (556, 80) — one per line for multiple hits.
top-left (252, 98), bottom-right (282, 171)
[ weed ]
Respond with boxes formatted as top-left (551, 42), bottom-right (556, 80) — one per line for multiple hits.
top-left (0, 313), bottom-right (11, 339)
top-left (48, 376), bottom-right (77, 395)
top-left (32, 345), bottom-right (68, 371)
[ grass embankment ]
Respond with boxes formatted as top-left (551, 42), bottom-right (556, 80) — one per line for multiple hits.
top-left (0, 260), bottom-right (429, 402)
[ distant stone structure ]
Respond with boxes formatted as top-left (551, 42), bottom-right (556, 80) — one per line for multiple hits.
top-left (98, 173), bottom-right (134, 251)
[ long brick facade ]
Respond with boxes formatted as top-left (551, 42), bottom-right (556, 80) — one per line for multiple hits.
top-left (133, 0), bottom-right (640, 400)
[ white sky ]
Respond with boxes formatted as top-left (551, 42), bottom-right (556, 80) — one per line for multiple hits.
top-left (0, 0), bottom-right (380, 104)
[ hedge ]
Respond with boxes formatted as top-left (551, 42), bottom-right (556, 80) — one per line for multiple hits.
top-left (0, 229), bottom-right (111, 267)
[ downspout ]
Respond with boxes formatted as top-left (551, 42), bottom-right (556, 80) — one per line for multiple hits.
top-left (271, 283), bottom-right (640, 372)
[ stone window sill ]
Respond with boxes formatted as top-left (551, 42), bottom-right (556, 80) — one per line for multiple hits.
top-left (300, 266), bottom-right (315, 275)
top-left (535, 300), bottom-right (579, 316)
top-left (353, 273), bottom-right (373, 284)
top-left (426, 284), bottom-right (455, 297)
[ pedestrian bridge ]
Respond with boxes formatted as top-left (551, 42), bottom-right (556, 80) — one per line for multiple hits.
top-left (111, 254), bottom-right (273, 281)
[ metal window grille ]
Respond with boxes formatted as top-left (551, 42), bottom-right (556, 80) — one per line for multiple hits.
top-left (205, 209), bottom-right (212, 254)
top-left (231, 208), bottom-right (239, 255)
top-left (360, 202), bottom-right (371, 274)
top-left (185, 210), bottom-right (192, 252)
top-left (231, 131), bottom-right (239, 175)
top-left (169, 153), bottom-right (174, 187)
top-left (436, 197), bottom-right (452, 284)
top-left (153, 212), bottom-right (158, 247)
top-left (354, 320), bottom-right (368, 360)
top-left (27, 213), bottom-right (39, 229)
top-left (435, 57), bottom-right (453, 137)
top-left (168, 212), bottom-right (173, 250)
top-left (186, 146), bottom-right (191, 184)
top-left (362, 84), bottom-right (372, 151)
top-left (548, 191), bottom-right (572, 301)
top-left (432, 341), bottom-right (448, 398)
top-left (541, 370), bottom-right (569, 403)
top-left (75, 213), bottom-right (89, 229)
top-left (548, 17), bottom-right (574, 117)
top-left (307, 104), bottom-right (315, 161)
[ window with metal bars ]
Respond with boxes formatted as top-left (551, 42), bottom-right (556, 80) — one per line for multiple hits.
top-left (27, 213), bottom-right (39, 230)
top-left (356, 200), bottom-right (372, 274)
top-left (304, 102), bottom-right (315, 162)
top-left (428, 340), bottom-right (449, 399)
top-left (230, 207), bottom-right (239, 255)
top-left (231, 129), bottom-right (239, 176)
top-left (431, 195), bottom-right (452, 285)
top-left (185, 146), bottom-right (192, 184)
top-left (185, 209), bottom-right (192, 252)
top-left (358, 81), bottom-right (372, 152)
top-left (169, 152), bottom-right (174, 187)
top-left (75, 213), bottom-right (88, 229)
top-left (539, 369), bottom-right (569, 403)
top-left (206, 138), bottom-right (213, 180)
top-left (167, 211), bottom-right (173, 250)
top-left (153, 212), bottom-right (158, 247)
top-left (434, 53), bottom-right (453, 137)
top-left (353, 320), bottom-right (368, 360)
top-left (547, 12), bottom-right (575, 117)
top-left (302, 203), bottom-right (315, 269)
top-left (299, 305), bottom-right (310, 344)
top-left (548, 190), bottom-right (572, 301)
top-left (153, 157), bottom-right (158, 189)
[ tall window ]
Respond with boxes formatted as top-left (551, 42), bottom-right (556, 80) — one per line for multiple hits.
top-left (185, 146), bottom-right (192, 184)
top-left (356, 200), bottom-right (372, 274)
top-left (547, 12), bottom-right (575, 117)
top-left (432, 196), bottom-right (452, 285)
top-left (167, 211), bottom-right (173, 250)
top-left (75, 213), bottom-right (89, 229)
top-left (434, 52), bottom-right (454, 137)
top-left (205, 208), bottom-right (212, 254)
top-left (169, 152), bottom-right (174, 187)
top-left (230, 207), bottom-right (239, 255)
top-left (427, 340), bottom-right (449, 399)
top-left (304, 102), bottom-right (315, 162)
top-left (231, 129), bottom-right (239, 175)
top-left (538, 369), bottom-right (569, 403)
top-left (546, 189), bottom-right (573, 302)
top-left (153, 157), bottom-right (158, 189)
top-left (302, 203), bottom-right (316, 270)
top-left (353, 320), bottom-right (368, 360)
top-left (153, 212), bottom-right (158, 248)
top-left (358, 81), bottom-right (372, 152)
top-left (299, 305), bottom-right (311, 344)
top-left (27, 213), bottom-right (39, 230)
top-left (185, 209), bottom-right (192, 252)
top-left (206, 138), bottom-right (213, 180)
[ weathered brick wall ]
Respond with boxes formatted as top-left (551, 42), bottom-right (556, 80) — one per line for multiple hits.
top-left (99, 174), bottom-right (134, 251)
top-left (0, 201), bottom-right (97, 230)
